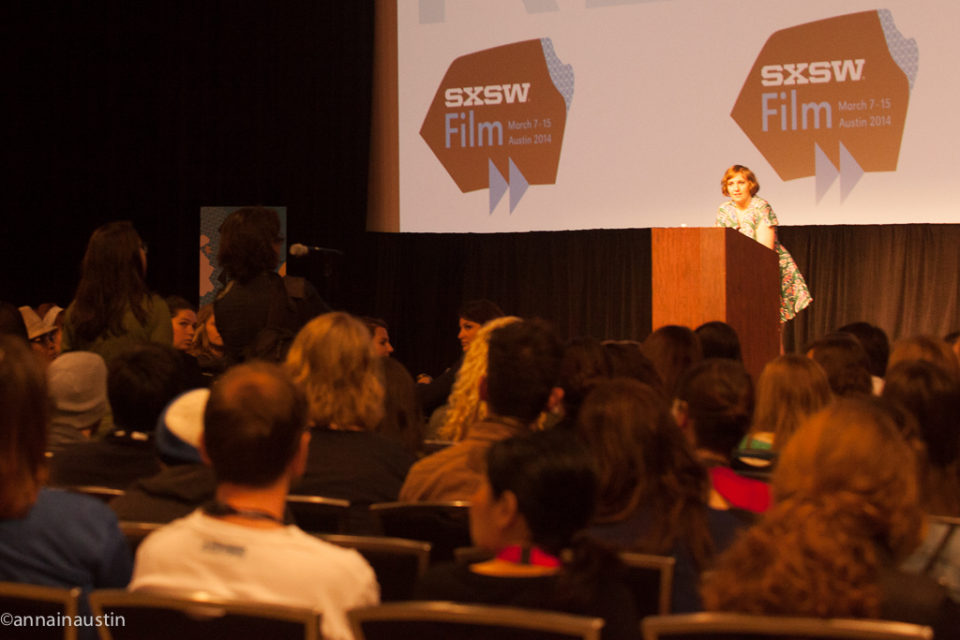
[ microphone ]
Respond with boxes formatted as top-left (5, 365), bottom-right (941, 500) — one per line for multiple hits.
top-left (289, 243), bottom-right (344, 257)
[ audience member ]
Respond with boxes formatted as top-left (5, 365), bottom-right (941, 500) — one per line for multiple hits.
top-left (0, 301), bottom-right (29, 340)
top-left (36, 302), bottom-right (65, 356)
top-left (166, 296), bottom-right (197, 352)
top-left (19, 304), bottom-right (61, 364)
top-left (46, 351), bottom-right (109, 455)
top-left (577, 378), bottom-right (744, 611)
top-left (552, 336), bottom-right (610, 430)
top-left (189, 303), bottom-right (227, 381)
top-left (49, 343), bottom-right (186, 488)
top-left (804, 332), bottom-right (873, 397)
top-left (838, 321), bottom-right (890, 390)
top-left (642, 324), bottom-right (702, 396)
top-left (284, 312), bottom-right (416, 506)
top-left (0, 336), bottom-right (131, 611)
top-left (214, 207), bottom-right (328, 364)
top-left (887, 360), bottom-right (960, 601)
top-left (62, 221), bottom-right (172, 362)
top-left (130, 361), bottom-right (378, 640)
top-left (110, 389), bottom-right (216, 523)
top-left (888, 335), bottom-right (960, 382)
top-left (701, 398), bottom-right (960, 634)
top-left (415, 429), bottom-right (638, 640)
top-left (946, 331), bottom-right (960, 363)
top-left (434, 316), bottom-right (521, 441)
top-left (417, 299), bottom-right (504, 416)
top-left (361, 316), bottom-right (394, 357)
top-left (400, 319), bottom-right (563, 502)
top-left (741, 354), bottom-right (832, 452)
top-left (695, 321), bottom-right (743, 362)
top-left (674, 359), bottom-right (768, 513)
top-left (377, 356), bottom-right (426, 455)
top-left (602, 340), bottom-right (663, 391)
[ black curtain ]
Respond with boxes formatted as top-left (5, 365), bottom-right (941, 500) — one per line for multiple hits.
top-left (4, 3), bottom-right (958, 376)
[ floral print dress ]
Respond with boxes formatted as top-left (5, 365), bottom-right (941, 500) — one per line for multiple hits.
top-left (716, 197), bottom-right (812, 322)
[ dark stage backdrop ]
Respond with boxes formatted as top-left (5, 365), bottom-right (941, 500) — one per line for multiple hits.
top-left (3, 3), bottom-right (957, 378)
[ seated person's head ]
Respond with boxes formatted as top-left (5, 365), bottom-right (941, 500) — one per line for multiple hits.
top-left (457, 299), bottom-right (504, 352)
top-left (674, 358), bottom-right (753, 460)
top-left (804, 332), bottom-right (873, 396)
top-left (439, 315), bottom-right (521, 441)
top-left (155, 388), bottom-right (210, 467)
top-left (694, 321), bottom-right (742, 362)
top-left (751, 354), bottom-right (832, 451)
top-left (19, 305), bottom-right (60, 364)
top-left (285, 312), bottom-right (385, 430)
top-left (0, 302), bottom-right (29, 341)
top-left (191, 304), bottom-right (224, 359)
top-left (166, 296), bottom-right (198, 352)
top-left (108, 343), bottom-right (187, 433)
top-left (47, 351), bottom-right (109, 437)
top-left (888, 335), bottom-right (960, 382)
top-left (556, 337), bottom-right (609, 420)
top-left (483, 319), bottom-right (562, 424)
top-left (837, 321), bottom-right (889, 378)
top-left (642, 325), bottom-right (703, 395)
top-left (577, 378), bottom-right (704, 522)
top-left (360, 316), bottom-right (394, 357)
top-left (0, 335), bottom-right (48, 518)
top-left (203, 362), bottom-right (308, 488)
top-left (702, 397), bottom-right (924, 618)
top-left (471, 429), bottom-right (596, 555)
top-left (601, 340), bottom-right (663, 391)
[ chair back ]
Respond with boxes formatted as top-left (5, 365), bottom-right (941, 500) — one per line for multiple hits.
top-left (286, 495), bottom-right (350, 533)
top-left (118, 521), bottom-right (164, 555)
top-left (641, 612), bottom-right (933, 640)
top-left (65, 485), bottom-right (125, 503)
top-left (0, 582), bottom-right (81, 640)
top-left (349, 601), bottom-right (604, 640)
top-left (370, 501), bottom-right (471, 563)
top-left (619, 552), bottom-right (675, 617)
top-left (88, 590), bottom-right (320, 640)
top-left (315, 534), bottom-right (430, 601)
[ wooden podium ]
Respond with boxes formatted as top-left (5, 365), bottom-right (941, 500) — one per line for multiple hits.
top-left (651, 227), bottom-right (779, 380)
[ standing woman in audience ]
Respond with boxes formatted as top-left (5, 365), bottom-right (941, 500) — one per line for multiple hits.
top-left (577, 378), bottom-right (743, 611)
top-left (0, 336), bottom-right (131, 598)
top-left (702, 398), bottom-right (960, 633)
top-left (62, 221), bottom-right (171, 362)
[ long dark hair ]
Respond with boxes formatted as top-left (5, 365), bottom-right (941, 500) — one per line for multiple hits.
top-left (217, 207), bottom-right (281, 284)
top-left (69, 221), bottom-right (151, 343)
top-left (0, 336), bottom-right (48, 518)
top-left (486, 430), bottom-right (621, 609)
top-left (577, 378), bottom-right (714, 569)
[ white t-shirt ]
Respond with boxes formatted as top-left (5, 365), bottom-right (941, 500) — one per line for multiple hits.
top-left (130, 510), bottom-right (379, 640)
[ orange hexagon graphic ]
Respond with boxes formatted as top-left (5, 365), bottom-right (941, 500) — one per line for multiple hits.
top-left (732, 10), bottom-right (917, 200)
top-left (421, 38), bottom-right (574, 213)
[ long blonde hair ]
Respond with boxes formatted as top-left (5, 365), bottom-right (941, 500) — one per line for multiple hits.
top-left (285, 312), bottom-right (384, 430)
top-left (438, 316), bottom-right (521, 441)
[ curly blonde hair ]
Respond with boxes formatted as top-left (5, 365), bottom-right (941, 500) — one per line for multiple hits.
top-left (285, 312), bottom-right (384, 430)
top-left (437, 316), bottom-right (521, 441)
top-left (702, 398), bottom-right (924, 618)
